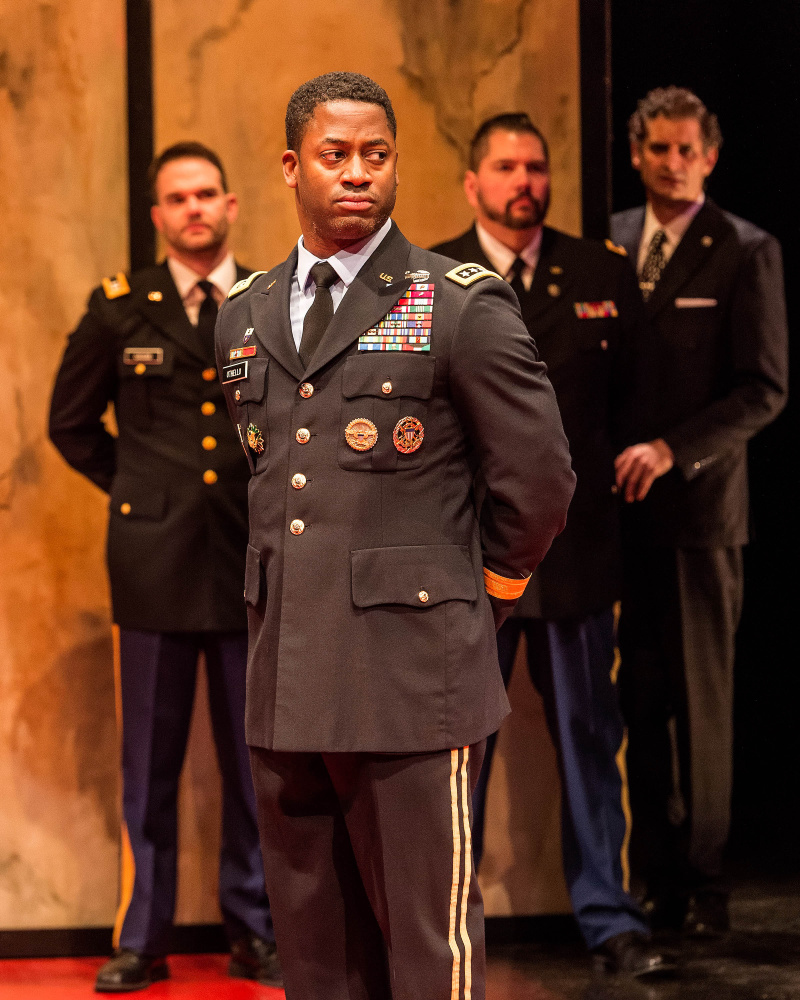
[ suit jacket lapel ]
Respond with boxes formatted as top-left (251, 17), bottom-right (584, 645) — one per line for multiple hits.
top-left (134, 262), bottom-right (209, 364)
top-left (303, 222), bottom-right (413, 378)
top-left (249, 248), bottom-right (305, 381)
top-left (613, 207), bottom-right (645, 262)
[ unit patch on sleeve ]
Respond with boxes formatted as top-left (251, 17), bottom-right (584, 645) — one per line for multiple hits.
top-left (573, 300), bottom-right (618, 319)
top-left (358, 283), bottom-right (434, 352)
top-left (102, 273), bottom-right (131, 299)
top-left (227, 271), bottom-right (268, 299)
top-left (444, 263), bottom-right (503, 287)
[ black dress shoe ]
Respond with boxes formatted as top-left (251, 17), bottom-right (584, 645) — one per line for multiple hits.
top-left (684, 891), bottom-right (730, 937)
top-left (229, 932), bottom-right (284, 988)
top-left (95, 949), bottom-right (169, 992)
top-left (591, 931), bottom-right (676, 978)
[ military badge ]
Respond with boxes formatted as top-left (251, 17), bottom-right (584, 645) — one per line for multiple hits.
top-left (359, 282), bottom-right (434, 352)
top-left (229, 345), bottom-right (257, 360)
top-left (147, 290), bottom-right (163, 302)
top-left (405, 269), bottom-right (431, 282)
top-left (243, 327), bottom-right (254, 344)
top-left (345, 418), bottom-right (378, 452)
top-left (393, 416), bottom-right (424, 454)
top-left (228, 271), bottom-right (268, 299)
top-left (247, 423), bottom-right (265, 454)
top-left (445, 263), bottom-right (502, 287)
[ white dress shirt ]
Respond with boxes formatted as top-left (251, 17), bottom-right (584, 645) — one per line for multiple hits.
top-left (167, 253), bottom-right (237, 325)
top-left (637, 196), bottom-right (705, 274)
top-left (289, 218), bottom-right (393, 351)
top-left (475, 222), bottom-right (543, 292)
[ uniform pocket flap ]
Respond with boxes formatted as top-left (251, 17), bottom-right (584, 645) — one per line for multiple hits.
top-left (227, 357), bottom-right (269, 404)
top-left (342, 354), bottom-right (435, 399)
top-left (245, 543), bottom-right (262, 605)
top-left (351, 544), bottom-right (477, 608)
top-left (110, 477), bottom-right (167, 520)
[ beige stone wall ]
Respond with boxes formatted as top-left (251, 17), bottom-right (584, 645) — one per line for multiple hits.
top-left (1, 0), bottom-right (578, 931)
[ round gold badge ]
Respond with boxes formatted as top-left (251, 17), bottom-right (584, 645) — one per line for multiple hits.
top-left (345, 418), bottom-right (378, 452)
top-left (393, 416), bottom-right (424, 455)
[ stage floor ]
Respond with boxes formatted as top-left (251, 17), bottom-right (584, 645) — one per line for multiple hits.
top-left (3, 881), bottom-right (800, 999)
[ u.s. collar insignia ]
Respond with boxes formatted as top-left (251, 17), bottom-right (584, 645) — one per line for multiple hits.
top-left (405, 269), bottom-right (431, 282)
top-left (445, 263), bottom-right (502, 287)
top-left (246, 423), bottom-right (265, 455)
top-left (102, 272), bottom-right (130, 299)
top-left (379, 272), bottom-right (394, 284)
top-left (393, 416), bottom-right (424, 454)
top-left (228, 271), bottom-right (268, 299)
top-left (345, 418), bottom-right (378, 452)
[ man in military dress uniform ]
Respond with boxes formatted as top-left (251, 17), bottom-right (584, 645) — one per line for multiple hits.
top-left (214, 74), bottom-right (575, 1000)
top-left (433, 114), bottom-right (667, 977)
top-left (612, 87), bottom-right (788, 935)
top-left (49, 143), bottom-right (280, 992)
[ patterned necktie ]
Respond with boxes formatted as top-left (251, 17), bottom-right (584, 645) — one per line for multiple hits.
top-left (507, 256), bottom-right (527, 303)
top-left (299, 261), bottom-right (339, 368)
top-left (196, 279), bottom-right (218, 356)
top-left (639, 230), bottom-right (667, 300)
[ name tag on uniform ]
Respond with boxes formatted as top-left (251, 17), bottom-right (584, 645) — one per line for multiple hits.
top-left (123, 347), bottom-right (163, 365)
top-left (675, 297), bottom-right (718, 308)
top-left (223, 360), bottom-right (249, 383)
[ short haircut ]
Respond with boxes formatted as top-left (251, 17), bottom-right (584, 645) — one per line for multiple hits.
top-left (147, 142), bottom-right (228, 203)
top-left (628, 86), bottom-right (723, 150)
top-left (469, 113), bottom-right (549, 172)
top-left (285, 72), bottom-right (397, 152)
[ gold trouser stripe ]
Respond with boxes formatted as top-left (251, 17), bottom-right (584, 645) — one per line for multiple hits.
top-left (615, 730), bottom-right (632, 894)
top-left (458, 747), bottom-right (472, 1000)
top-left (610, 601), bottom-right (622, 684)
top-left (111, 625), bottom-right (136, 948)
top-left (448, 749), bottom-right (462, 1000)
top-left (483, 568), bottom-right (530, 601)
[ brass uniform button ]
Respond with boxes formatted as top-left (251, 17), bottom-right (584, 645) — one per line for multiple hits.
top-left (381, 381), bottom-right (393, 395)
top-left (600, 339), bottom-right (608, 351)
top-left (134, 362), bottom-right (146, 375)
top-left (234, 389), bottom-right (241, 402)
top-left (202, 436), bottom-right (217, 451)
top-left (203, 469), bottom-right (218, 485)
top-left (201, 401), bottom-right (216, 416)
top-left (291, 473), bottom-right (307, 489)
top-left (418, 590), bottom-right (429, 603)
top-left (202, 367), bottom-right (217, 381)
top-left (299, 382), bottom-right (314, 398)
top-left (296, 428), bottom-right (311, 444)
top-left (694, 461), bottom-right (701, 470)
top-left (120, 502), bottom-right (131, 515)
top-left (147, 290), bottom-right (163, 302)
top-left (547, 283), bottom-right (561, 297)
top-left (611, 484), bottom-right (619, 495)
top-left (290, 519), bottom-right (305, 535)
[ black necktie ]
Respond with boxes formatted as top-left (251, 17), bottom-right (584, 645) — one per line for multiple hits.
top-left (299, 261), bottom-right (339, 368)
top-left (507, 256), bottom-right (527, 303)
top-left (639, 230), bottom-right (667, 300)
top-left (196, 280), bottom-right (218, 355)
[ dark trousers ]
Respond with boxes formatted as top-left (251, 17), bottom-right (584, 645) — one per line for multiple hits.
top-left (116, 629), bottom-right (273, 954)
top-left (619, 545), bottom-right (743, 896)
top-left (249, 744), bottom-right (486, 1000)
top-left (472, 610), bottom-right (646, 949)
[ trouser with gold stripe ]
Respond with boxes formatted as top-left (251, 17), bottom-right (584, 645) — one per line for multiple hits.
top-left (249, 743), bottom-right (486, 1000)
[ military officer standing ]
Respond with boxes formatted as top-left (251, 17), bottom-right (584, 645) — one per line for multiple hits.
top-left (214, 74), bottom-right (574, 1000)
top-left (49, 143), bottom-right (280, 992)
top-left (433, 114), bottom-right (668, 977)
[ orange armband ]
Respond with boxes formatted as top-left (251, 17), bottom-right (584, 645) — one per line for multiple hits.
top-left (483, 568), bottom-right (531, 601)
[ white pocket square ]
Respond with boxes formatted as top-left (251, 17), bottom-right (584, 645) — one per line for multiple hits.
top-left (675, 297), bottom-right (718, 308)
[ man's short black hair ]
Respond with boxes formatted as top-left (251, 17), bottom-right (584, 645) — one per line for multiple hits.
top-left (147, 142), bottom-right (228, 203)
top-left (469, 113), bottom-right (549, 172)
top-left (628, 86), bottom-right (723, 150)
top-left (285, 72), bottom-right (397, 152)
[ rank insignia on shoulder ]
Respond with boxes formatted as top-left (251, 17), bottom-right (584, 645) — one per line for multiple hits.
top-left (445, 263), bottom-right (502, 287)
top-left (604, 239), bottom-right (627, 257)
top-left (574, 300), bottom-right (618, 319)
top-left (102, 272), bottom-right (130, 299)
top-left (228, 271), bottom-right (269, 299)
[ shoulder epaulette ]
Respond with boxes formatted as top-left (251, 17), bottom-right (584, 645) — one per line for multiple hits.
top-left (605, 239), bottom-right (627, 257)
top-left (445, 263), bottom-right (503, 287)
top-left (102, 272), bottom-right (131, 299)
top-left (228, 271), bottom-right (269, 299)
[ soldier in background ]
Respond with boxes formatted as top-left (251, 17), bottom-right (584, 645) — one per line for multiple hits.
top-left (433, 114), bottom-right (669, 977)
top-left (49, 143), bottom-right (280, 993)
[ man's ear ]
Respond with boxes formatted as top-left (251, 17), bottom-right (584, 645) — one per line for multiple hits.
top-left (464, 171), bottom-right (479, 212)
top-left (150, 204), bottom-right (164, 234)
top-left (282, 150), bottom-right (299, 189)
top-left (630, 141), bottom-right (641, 170)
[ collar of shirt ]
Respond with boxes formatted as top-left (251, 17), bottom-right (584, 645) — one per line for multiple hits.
top-left (475, 222), bottom-right (542, 292)
top-left (638, 195), bottom-right (705, 272)
top-left (289, 217), bottom-right (393, 350)
top-left (167, 253), bottom-right (237, 325)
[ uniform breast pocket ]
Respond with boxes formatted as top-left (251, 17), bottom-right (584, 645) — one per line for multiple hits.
top-left (117, 342), bottom-right (176, 429)
top-left (225, 358), bottom-right (269, 474)
top-left (338, 354), bottom-right (436, 472)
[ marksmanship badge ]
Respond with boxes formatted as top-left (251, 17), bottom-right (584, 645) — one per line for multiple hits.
top-left (393, 416), bottom-right (424, 454)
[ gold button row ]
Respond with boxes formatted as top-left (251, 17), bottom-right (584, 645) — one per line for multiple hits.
top-left (296, 428), bottom-right (311, 444)
top-left (202, 368), bottom-right (217, 382)
top-left (201, 401), bottom-right (216, 416)
top-left (299, 382), bottom-right (314, 398)
top-left (202, 436), bottom-right (217, 451)
top-left (291, 473), bottom-right (307, 489)
top-left (290, 519), bottom-right (305, 535)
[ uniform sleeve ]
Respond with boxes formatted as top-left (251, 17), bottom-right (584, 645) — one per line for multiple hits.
top-left (448, 278), bottom-right (576, 628)
top-left (664, 235), bottom-right (788, 478)
top-left (48, 291), bottom-right (118, 493)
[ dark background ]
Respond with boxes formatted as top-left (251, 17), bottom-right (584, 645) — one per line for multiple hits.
top-left (610, 0), bottom-right (799, 870)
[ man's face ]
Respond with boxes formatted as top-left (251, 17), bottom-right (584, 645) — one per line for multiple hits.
top-left (282, 100), bottom-right (398, 250)
top-left (150, 158), bottom-right (238, 255)
top-left (465, 130), bottom-right (550, 232)
top-left (631, 116), bottom-right (718, 206)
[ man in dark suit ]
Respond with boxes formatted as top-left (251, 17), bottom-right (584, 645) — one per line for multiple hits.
top-left (612, 87), bottom-right (788, 935)
top-left (214, 74), bottom-right (575, 1000)
top-left (433, 114), bottom-right (667, 977)
top-left (49, 143), bottom-right (280, 992)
